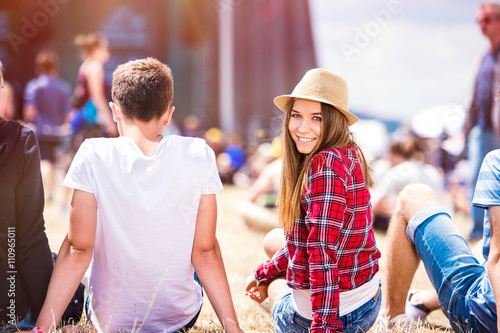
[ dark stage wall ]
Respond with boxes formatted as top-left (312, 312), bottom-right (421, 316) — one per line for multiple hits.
top-left (0, 0), bottom-right (315, 141)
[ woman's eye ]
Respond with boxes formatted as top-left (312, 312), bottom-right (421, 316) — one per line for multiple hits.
top-left (291, 113), bottom-right (301, 118)
top-left (313, 116), bottom-right (322, 121)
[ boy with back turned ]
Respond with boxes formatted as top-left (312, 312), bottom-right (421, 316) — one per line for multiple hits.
top-left (21, 58), bottom-right (245, 333)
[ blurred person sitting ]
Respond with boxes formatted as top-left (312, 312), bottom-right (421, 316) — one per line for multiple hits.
top-left (250, 136), bottom-right (282, 181)
top-left (238, 140), bottom-right (282, 232)
top-left (238, 157), bottom-right (282, 232)
top-left (70, 33), bottom-right (117, 145)
top-left (24, 50), bottom-right (72, 202)
top-left (371, 137), bottom-right (444, 231)
top-left (0, 61), bottom-right (82, 332)
top-left (247, 157), bottom-right (282, 206)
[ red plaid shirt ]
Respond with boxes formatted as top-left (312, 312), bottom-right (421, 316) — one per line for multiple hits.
top-left (255, 147), bottom-right (381, 333)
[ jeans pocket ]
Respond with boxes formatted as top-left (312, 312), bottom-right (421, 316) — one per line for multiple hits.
top-left (291, 312), bottom-right (313, 332)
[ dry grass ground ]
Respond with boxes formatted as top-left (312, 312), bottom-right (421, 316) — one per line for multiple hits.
top-left (43, 184), bottom-right (478, 332)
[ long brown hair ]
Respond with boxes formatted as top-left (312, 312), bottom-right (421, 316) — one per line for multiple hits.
top-left (278, 98), bottom-right (373, 234)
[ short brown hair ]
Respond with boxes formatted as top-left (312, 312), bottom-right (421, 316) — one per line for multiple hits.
top-left (111, 57), bottom-right (174, 122)
top-left (35, 50), bottom-right (59, 75)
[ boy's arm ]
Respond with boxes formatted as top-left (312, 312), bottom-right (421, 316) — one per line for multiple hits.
top-left (191, 194), bottom-right (243, 333)
top-left (19, 189), bottom-right (96, 333)
top-left (487, 205), bottom-right (500, 332)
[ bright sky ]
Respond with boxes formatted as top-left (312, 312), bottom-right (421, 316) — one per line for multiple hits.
top-left (309, 0), bottom-right (488, 121)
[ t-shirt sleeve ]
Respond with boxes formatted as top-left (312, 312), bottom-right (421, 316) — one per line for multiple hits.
top-left (472, 150), bottom-right (500, 208)
top-left (201, 143), bottom-right (223, 195)
top-left (62, 140), bottom-right (94, 193)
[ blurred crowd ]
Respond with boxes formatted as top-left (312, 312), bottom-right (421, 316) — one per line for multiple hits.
top-left (0, 34), bottom-right (485, 243)
top-left (0, 41), bottom-right (477, 238)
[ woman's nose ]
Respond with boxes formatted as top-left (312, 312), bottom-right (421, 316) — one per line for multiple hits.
top-left (298, 118), bottom-right (311, 132)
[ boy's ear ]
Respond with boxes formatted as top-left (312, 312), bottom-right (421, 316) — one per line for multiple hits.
top-left (110, 102), bottom-right (121, 122)
top-left (162, 106), bottom-right (175, 126)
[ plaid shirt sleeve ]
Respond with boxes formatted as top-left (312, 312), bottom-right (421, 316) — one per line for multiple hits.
top-left (304, 161), bottom-right (346, 332)
top-left (254, 244), bottom-right (289, 286)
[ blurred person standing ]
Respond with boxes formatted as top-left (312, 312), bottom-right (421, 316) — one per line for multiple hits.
top-left (62, 33), bottom-right (118, 210)
top-left (70, 33), bottom-right (117, 144)
top-left (24, 51), bottom-right (72, 202)
top-left (464, 1), bottom-right (500, 240)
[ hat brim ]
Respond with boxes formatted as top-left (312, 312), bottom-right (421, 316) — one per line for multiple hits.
top-left (274, 94), bottom-right (359, 126)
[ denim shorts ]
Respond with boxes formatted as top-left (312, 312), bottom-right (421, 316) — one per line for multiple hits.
top-left (271, 285), bottom-right (381, 333)
top-left (406, 204), bottom-right (497, 332)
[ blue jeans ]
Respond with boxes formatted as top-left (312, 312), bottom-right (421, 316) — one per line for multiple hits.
top-left (467, 126), bottom-right (500, 239)
top-left (271, 285), bottom-right (381, 333)
top-left (406, 204), bottom-right (497, 332)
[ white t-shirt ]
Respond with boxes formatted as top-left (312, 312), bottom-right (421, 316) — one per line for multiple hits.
top-left (63, 135), bottom-right (223, 333)
top-left (371, 160), bottom-right (444, 205)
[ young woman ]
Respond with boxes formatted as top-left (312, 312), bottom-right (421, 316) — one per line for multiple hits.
top-left (71, 33), bottom-right (117, 139)
top-left (245, 68), bottom-right (381, 333)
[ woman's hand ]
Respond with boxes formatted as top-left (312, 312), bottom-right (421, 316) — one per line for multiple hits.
top-left (244, 274), bottom-right (268, 303)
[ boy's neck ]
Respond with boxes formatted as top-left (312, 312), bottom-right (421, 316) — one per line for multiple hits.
top-left (120, 120), bottom-right (164, 157)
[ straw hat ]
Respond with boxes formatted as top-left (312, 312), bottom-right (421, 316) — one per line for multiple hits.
top-left (274, 68), bottom-right (358, 126)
